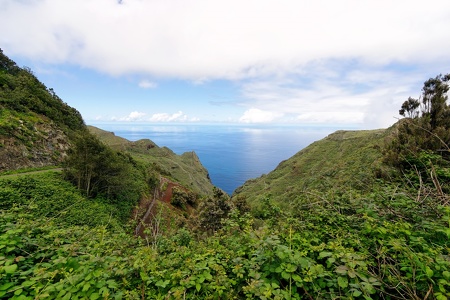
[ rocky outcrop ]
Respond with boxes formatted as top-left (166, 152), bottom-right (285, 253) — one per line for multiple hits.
top-left (0, 122), bottom-right (70, 172)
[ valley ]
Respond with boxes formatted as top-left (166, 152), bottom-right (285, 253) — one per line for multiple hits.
top-left (1, 50), bottom-right (450, 299)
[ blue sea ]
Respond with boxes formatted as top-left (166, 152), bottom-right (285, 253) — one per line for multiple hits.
top-left (90, 123), bottom-right (341, 195)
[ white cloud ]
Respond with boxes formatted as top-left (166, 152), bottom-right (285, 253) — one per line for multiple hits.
top-left (119, 111), bottom-right (147, 121)
top-left (239, 108), bottom-right (283, 123)
top-left (1, 0), bottom-right (449, 128)
top-left (1, 0), bottom-right (449, 80)
top-left (297, 112), bottom-right (364, 124)
top-left (235, 63), bottom-right (427, 128)
top-left (93, 110), bottom-right (199, 123)
top-left (149, 111), bottom-right (189, 122)
top-left (138, 80), bottom-right (157, 89)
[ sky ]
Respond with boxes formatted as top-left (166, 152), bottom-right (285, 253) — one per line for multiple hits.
top-left (1, 0), bottom-right (450, 129)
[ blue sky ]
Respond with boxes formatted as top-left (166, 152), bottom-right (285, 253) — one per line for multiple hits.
top-left (1, 0), bottom-right (450, 129)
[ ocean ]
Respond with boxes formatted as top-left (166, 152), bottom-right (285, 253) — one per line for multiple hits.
top-left (90, 123), bottom-right (341, 195)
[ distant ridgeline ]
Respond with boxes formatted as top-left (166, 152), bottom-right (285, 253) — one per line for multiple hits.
top-left (0, 48), bottom-right (85, 171)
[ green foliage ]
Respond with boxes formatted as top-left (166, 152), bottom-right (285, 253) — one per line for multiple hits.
top-left (197, 187), bottom-right (233, 232)
top-left (0, 211), bottom-right (137, 300)
top-left (0, 165), bottom-right (60, 176)
top-left (0, 48), bottom-right (85, 134)
top-left (88, 125), bottom-right (215, 198)
top-left (235, 129), bottom-right (390, 210)
top-left (389, 73), bottom-right (450, 165)
top-left (0, 172), bottom-right (123, 228)
top-left (63, 131), bottom-right (145, 215)
top-left (2, 152), bottom-right (450, 299)
top-left (2, 187), bottom-right (449, 299)
top-left (399, 97), bottom-right (420, 118)
top-left (170, 186), bottom-right (197, 209)
top-left (384, 73), bottom-right (450, 211)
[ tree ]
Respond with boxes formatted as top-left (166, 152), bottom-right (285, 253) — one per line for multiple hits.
top-left (421, 74), bottom-right (450, 129)
top-left (198, 187), bottom-right (232, 232)
top-left (396, 73), bottom-right (450, 148)
top-left (63, 131), bottom-right (110, 197)
top-left (385, 73), bottom-right (450, 182)
top-left (63, 131), bottom-right (143, 203)
top-left (399, 97), bottom-right (420, 118)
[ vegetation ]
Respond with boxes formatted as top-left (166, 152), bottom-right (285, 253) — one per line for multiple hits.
top-left (233, 128), bottom-right (390, 211)
top-left (386, 74), bottom-right (450, 183)
top-left (1, 50), bottom-right (450, 299)
top-left (0, 172), bottom-right (124, 228)
top-left (2, 172), bottom-right (450, 299)
top-left (0, 48), bottom-right (85, 171)
top-left (0, 49), bottom-right (85, 134)
top-left (63, 131), bottom-right (145, 206)
top-left (88, 126), bottom-right (215, 197)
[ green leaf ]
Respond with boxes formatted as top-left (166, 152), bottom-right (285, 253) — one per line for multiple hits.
top-left (196, 283), bottom-right (201, 292)
top-left (443, 271), bottom-right (450, 279)
top-left (203, 272), bottom-right (213, 281)
top-left (281, 271), bottom-right (291, 280)
top-left (338, 276), bottom-right (348, 288)
top-left (298, 257), bottom-right (309, 268)
top-left (106, 279), bottom-right (118, 289)
top-left (319, 251), bottom-right (333, 258)
top-left (155, 280), bottom-right (170, 288)
top-left (90, 292), bottom-right (100, 300)
top-left (14, 288), bottom-right (23, 296)
top-left (326, 257), bottom-right (336, 267)
top-left (20, 281), bottom-right (35, 288)
top-left (361, 282), bottom-right (376, 294)
top-left (82, 283), bottom-right (91, 292)
top-left (436, 294), bottom-right (448, 300)
top-left (0, 282), bottom-right (14, 291)
top-left (276, 250), bottom-right (287, 260)
top-left (3, 264), bottom-right (18, 274)
top-left (57, 289), bottom-right (66, 298)
top-left (292, 274), bottom-right (302, 283)
top-left (425, 266), bottom-right (434, 278)
top-left (285, 264), bottom-right (297, 273)
top-left (335, 265), bottom-right (348, 275)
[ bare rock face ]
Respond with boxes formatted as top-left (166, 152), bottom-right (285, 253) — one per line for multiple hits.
top-left (0, 122), bottom-right (70, 172)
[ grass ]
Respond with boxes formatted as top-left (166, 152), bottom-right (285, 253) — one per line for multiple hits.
top-left (88, 126), bottom-right (215, 196)
top-left (233, 128), bottom-right (396, 210)
top-left (0, 165), bottom-right (62, 177)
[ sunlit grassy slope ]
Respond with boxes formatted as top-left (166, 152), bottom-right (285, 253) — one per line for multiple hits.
top-left (234, 127), bottom-right (396, 208)
top-left (88, 125), bottom-right (215, 196)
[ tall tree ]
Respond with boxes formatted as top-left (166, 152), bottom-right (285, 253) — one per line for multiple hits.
top-left (63, 131), bottom-right (111, 197)
top-left (399, 97), bottom-right (420, 118)
top-left (386, 73), bottom-right (450, 169)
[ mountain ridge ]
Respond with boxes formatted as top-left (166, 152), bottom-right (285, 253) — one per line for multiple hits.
top-left (87, 125), bottom-right (214, 196)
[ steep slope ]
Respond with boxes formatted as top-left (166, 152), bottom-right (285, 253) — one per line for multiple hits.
top-left (88, 125), bottom-right (214, 196)
top-left (233, 127), bottom-right (394, 208)
top-left (0, 49), bottom-right (85, 171)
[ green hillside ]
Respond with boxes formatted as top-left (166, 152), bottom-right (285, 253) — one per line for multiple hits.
top-left (0, 48), bottom-right (85, 171)
top-left (1, 48), bottom-right (449, 299)
top-left (87, 125), bottom-right (214, 196)
top-left (233, 128), bottom-right (393, 210)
